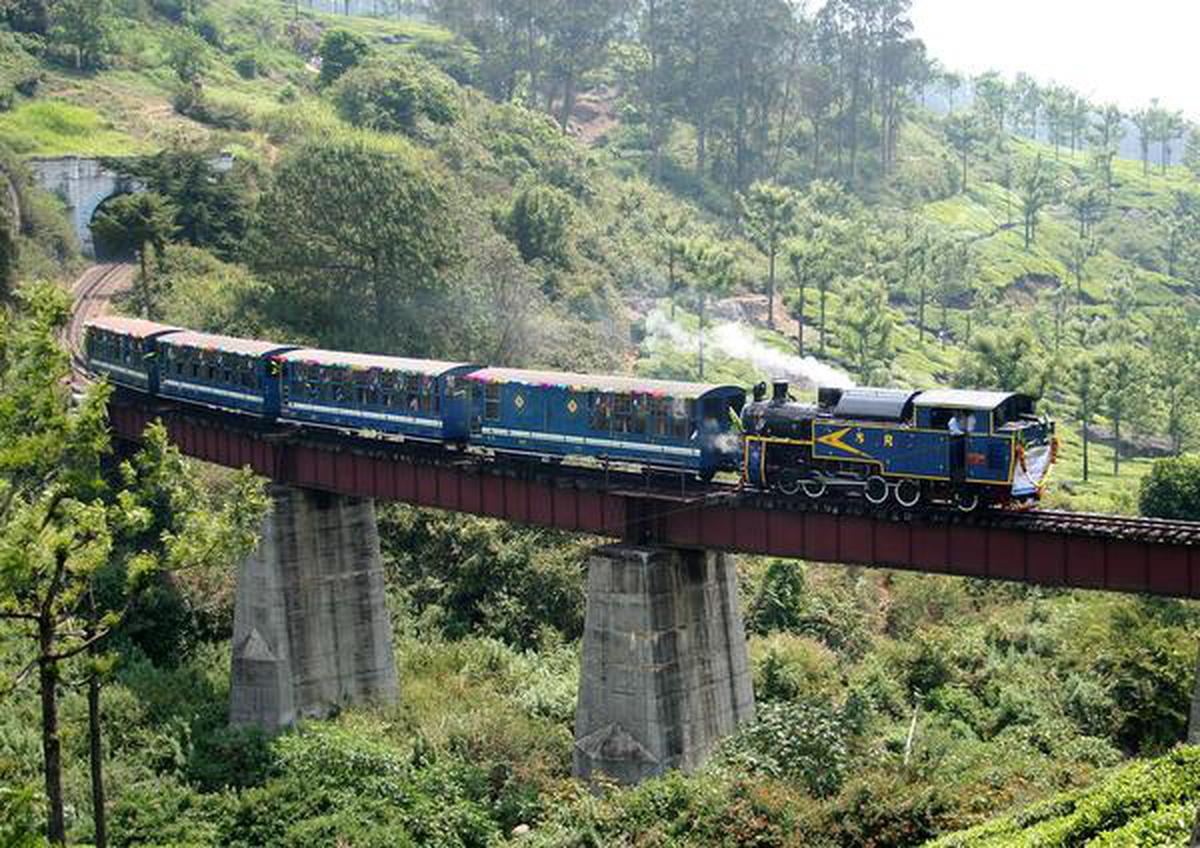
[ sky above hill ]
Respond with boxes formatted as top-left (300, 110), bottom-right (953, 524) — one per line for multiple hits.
top-left (910, 0), bottom-right (1199, 120)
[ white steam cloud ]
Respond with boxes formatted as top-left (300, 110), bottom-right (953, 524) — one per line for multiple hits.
top-left (644, 310), bottom-right (855, 389)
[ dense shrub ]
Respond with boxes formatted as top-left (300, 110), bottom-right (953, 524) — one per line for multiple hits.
top-left (504, 181), bottom-right (575, 266)
top-left (318, 29), bottom-right (369, 87)
top-left (188, 725), bottom-right (273, 792)
top-left (233, 51), bottom-right (260, 79)
top-left (0, 785), bottom-right (41, 848)
top-left (1139, 454), bottom-right (1200, 520)
top-left (752, 632), bottom-right (841, 704)
top-left (189, 10), bottom-right (223, 48)
top-left (333, 60), bottom-right (458, 135)
top-left (718, 700), bottom-right (854, 798)
top-left (379, 506), bottom-right (586, 648)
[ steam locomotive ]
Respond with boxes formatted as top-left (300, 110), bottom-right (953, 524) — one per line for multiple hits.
top-left (741, 381), bottom-right (1056, 511)
top-left (84, 317), bottom-right (1056, 512)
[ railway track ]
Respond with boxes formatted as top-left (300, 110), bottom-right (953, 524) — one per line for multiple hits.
top-left (1008, 509), bottom-right (1200, 544)
top-left (67, 262), bottom-right (135, 379)
top-left (676, 482), bottom-right (1200, 547)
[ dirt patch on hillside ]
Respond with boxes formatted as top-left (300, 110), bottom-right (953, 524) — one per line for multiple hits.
top-left (567, 86), bottom-right (620, 147)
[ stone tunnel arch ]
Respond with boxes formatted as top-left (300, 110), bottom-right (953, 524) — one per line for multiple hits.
top-left (88, 189), bottom-right (141, 261)
top-left (25, 154), bottom-right (232, 258)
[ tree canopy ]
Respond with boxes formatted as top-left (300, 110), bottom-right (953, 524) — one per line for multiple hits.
top-left (249, 138), bottom-right (459, 355)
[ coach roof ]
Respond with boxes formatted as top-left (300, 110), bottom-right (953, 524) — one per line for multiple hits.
top-left (158, 330), bottom-right (296, 357)
top-left (466, 367), bottom-right (743, 400)
top-left (914, 389), bottom-right (1018, 411)
top-left (86, 315), bottom-right (180, 339)
top-left (280, 348), bottom-right (475, 376)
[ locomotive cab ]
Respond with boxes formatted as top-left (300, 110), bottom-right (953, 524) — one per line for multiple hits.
top-left (743, 383), bottom-right (1057, 510)
top-left (913, 390), bottom-right (1056, 503)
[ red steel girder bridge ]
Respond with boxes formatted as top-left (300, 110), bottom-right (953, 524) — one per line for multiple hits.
top-left (108, 395), bottom-right (1200, 601)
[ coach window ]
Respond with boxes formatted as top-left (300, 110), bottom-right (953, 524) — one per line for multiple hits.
top-left (484, 383), bottom-right (501, 420)
top-left (630, 394), bottom-right (647, 435)
top-left (613, 395), bottom-right (632, 434)
top-left (671, 398), bottom-right (691, 439)
top-left (649, 397), bottom-right (669, 436)
top-left (418, 376), bottom-right (432, 413)
top-left (590, 393), bottom-right (611, 432)
top-left (403, 374), bottom-right (419, 411)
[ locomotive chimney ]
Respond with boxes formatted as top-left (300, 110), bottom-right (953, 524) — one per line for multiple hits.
top-left (772, 381), bottom-right (789, 403)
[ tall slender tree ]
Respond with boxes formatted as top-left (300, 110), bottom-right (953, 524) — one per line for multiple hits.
top-left (785, 235), bottom-right (831, 357)
top-left (945, 112), bottom-right (982, 193)
top-left (1070, 351), bottom-right (1099, 482)
top-left (1153, 312), bottom-right (1199, 454)
top-left (838, 277), bottom-right (893, 385)
top-left (741, 180), bottom-right (799, 329)
top-left (682, 235), bottom-right (735, 378)
top-left (1019, 154), bottom-right (1054, 250)
top-left (0, 284), bottom-right (265, 846)
top-left (1098, 344), bottom-right (1148, 476)
top-left (1132, 104), bottom-right (1157, 177)
top-left (654, 210), bottom-right (690, 320)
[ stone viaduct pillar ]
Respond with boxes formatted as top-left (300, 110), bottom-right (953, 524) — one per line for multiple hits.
top-left (229, 485), bottom-right (398, 730)
top-left (573, 545), bottom-right (755, 784)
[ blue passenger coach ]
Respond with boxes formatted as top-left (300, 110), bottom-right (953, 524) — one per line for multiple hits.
top-left (157, 330), bottom-right (296, 416)
top-left (84, 316), bottom-right (180, 393)
top-left (465, 368), bottom-right (746, 477)
top-left (277, 348), bottom-right (478, 441)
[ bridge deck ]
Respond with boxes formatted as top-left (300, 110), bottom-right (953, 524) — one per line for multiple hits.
top-left (107, 394), bottom-right (1200, 600)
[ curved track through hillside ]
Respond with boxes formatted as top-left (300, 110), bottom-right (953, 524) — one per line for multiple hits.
top-left (68, 262), bottom-right (135, 379)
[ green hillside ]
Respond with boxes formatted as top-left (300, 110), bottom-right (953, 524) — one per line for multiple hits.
top-left (2, 2), bottom-right (1200, 847)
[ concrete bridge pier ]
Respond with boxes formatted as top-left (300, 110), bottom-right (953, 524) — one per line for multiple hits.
top-left (229, 485), bottom-right (398, 730)
top-left (573, 545), bottom-right (755, 785)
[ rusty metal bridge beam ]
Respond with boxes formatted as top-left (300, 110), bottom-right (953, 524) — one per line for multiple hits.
top-left (106, 399), bottom-right (1200, 601)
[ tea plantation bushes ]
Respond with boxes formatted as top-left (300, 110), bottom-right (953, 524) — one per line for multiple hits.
top-left (928, 746), bottom-right (1200, 847)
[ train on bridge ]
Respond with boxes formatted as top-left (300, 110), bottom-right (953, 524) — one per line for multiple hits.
top-left (84, 317), bottom-right (1056, 512)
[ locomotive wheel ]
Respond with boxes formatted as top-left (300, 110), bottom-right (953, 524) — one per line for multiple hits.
top-left (801, 474), bottom-right (827, 499)
top-left (953, 489), bottom-right (981, 512)
top-left (864, 475), bottom-right (889, 505)
top-left (775, 471), bottom-right (802, 496)
top-left (895, 479), bottom-right (922, 508)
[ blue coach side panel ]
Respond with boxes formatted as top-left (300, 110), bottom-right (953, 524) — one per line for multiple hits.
top-left (465, 368), bottom-right (745, 476)
top-left (157, 331), bottom-right (296, 417)
top-left (277, 349), bottom-right (477, 441)
top-left (84, 316), bottom-right (180, 394)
